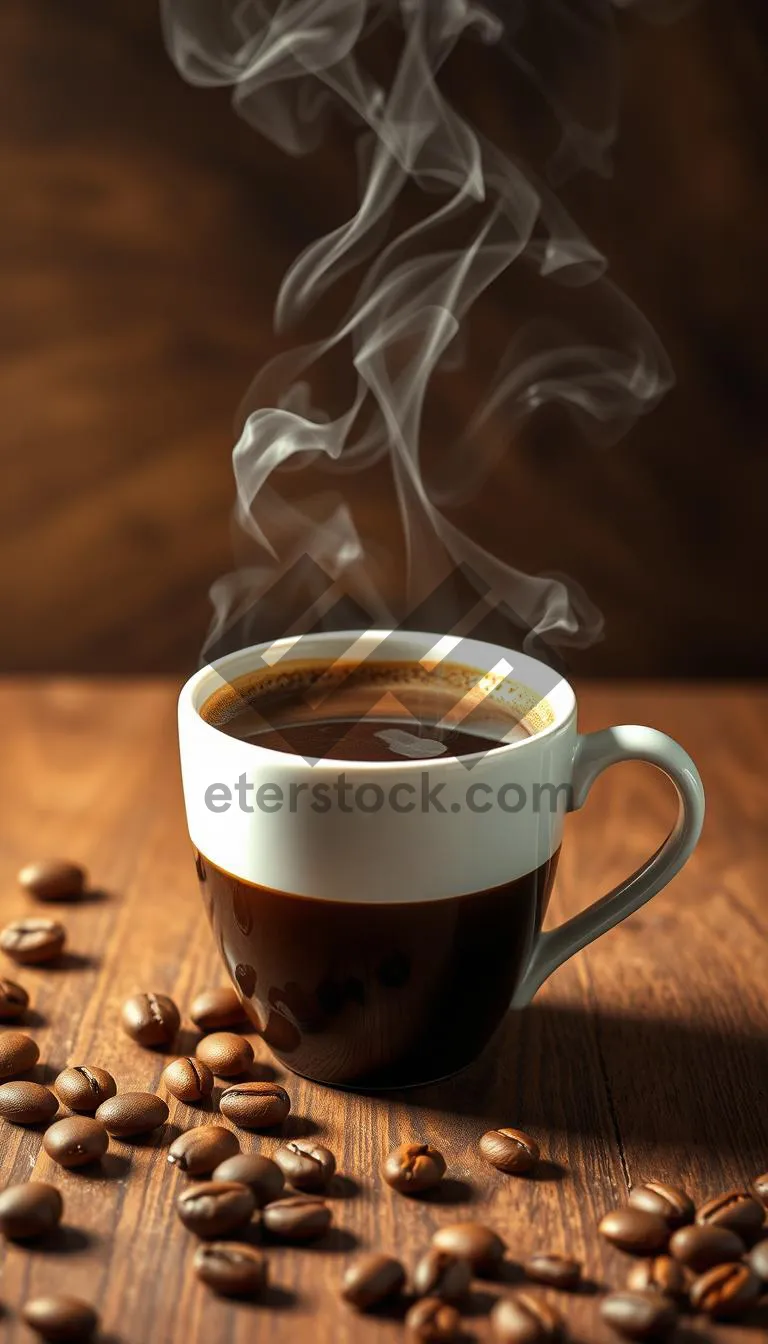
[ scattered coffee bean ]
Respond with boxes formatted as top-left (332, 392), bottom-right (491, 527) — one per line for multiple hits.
top-left (599, 1208), bottom-right (670, 1255)
top-left (599, 1289), bottom-right (677, 1340)
top-left (0, 1030), bottom-right (39, 1078)
top-left (383, 1143), bottom-right (446, 1195)
top-left (491, 1290), bottom-right (563, 1342)
top-left (0, 1182), bottom-right (63, 1240)
top-left (341, 1253), bottom-right (406, 1310)
top-left (96, 1091), bottom-right (169, 1137)
top-left (413, 1248), bottom-right (472, 1303)
top-left (262, 1194), bottom-right (332, 1242)
top-left (523, 1252), bottom-right (582, 1290)
top-left (669, 1223), bottom-right (746, 1272)
top-left (689, 1262), bottom-right (761, 1319)
top-left (190, 987), bottom-right (248, 1032)
top-left (121, 992), bottom-right (180, 1048)
top-left (21, 1295), bottom-right (98, 1341)
top-left (193, 1241), bottom-right (269, 1298)
top-left (161, 1056), bottom-right (214, 1103)
top-left (43, 1116), bottom-right (108, 1168)
top-left (432, 1222), bottom-right (506, 1275)
top-left (626, 1255), bottom-right (691, 1300)
top-left (628, 1182), bottom-right (694, 1228)
top-left (196, 1031), bottom-right (254, 1078)
top-left (0, 1080), bottom-right (58, 1125)
top-left (746, 1238), bottom-right (768, 1284)
top-left (753, 1171), bottom-right (768, 1208)
top-left (168, 1125), bottom-right (240, 1176)
top-left (275, 1140), bottom-right (336, 1192)
top-left (0, 977), bottom-right (29, 1021)
top-left (219, 1081), bottom-right (290, 1128)
top-left (480, 1127), bottom-right (540, 1175)
top-left (212, 1152), bottom-right (285, 1206)
top-left (54, 1066), bottom-right (116, 1112)
top-left (696, 1188), bottom-right (765, 1240)
top-left (176, 1180), bottom-right (255, 1238)
top-left (18, 859), bottom-right (86, 902)
top-left (0, 919), bottom-right (66, 965)
top-left (406, 1296), bottom-right (461, 1341)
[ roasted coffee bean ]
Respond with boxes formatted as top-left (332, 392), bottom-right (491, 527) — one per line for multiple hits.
top-left (406, 1296), bottom-right (462, 1341)
top-left (262, 1194), bottom-right (332, 1242)
top-left (96, 1091), bottom-right (169, 1137)
top-left (190, 987), bottom-right (248, 1032)
top-left (212, 1152), bottom-right (285, 1206)
top-left (194, 1241), bottom-right (269, 1298)
top-left (0, 977), bottom-right (29, 1021)
top-left (219, 1081), bottom-right (290, 1128)
top-left (168, 1125), bottom-right (240, 1176)
top-left (176, 1180), bottom-right (255, 1238)
top-left (599, 1208), bottom-right (670, 1255)
top-left (341, 1253), bottom-right (407, 1310)
top-left (689, 1262), bottom-right (761, 1319)
top-left (383, 1143), bottom-right (446, 1194)
top-left (628, 1182), bottom-right (695, 1228)
top-left (43, 1116), bottom-right (108, 1168)
top-left (18, 859), bottom-right (86, 902)
top-left (0, 1182), bottom-right (63, 1240)
top-left (120, 992), bottom-right (180, 1048)
top-left (196, 1031), bottom-right (254, 1078)
top-left (599, 1289), bottom-right (677, 1340)
top-left (490, 1290), bottom-right (563, 1342)
top-left (669, 1223), bottom-right (746, 1272)
top-left (54, 1066), bottom-right (116, 1112)
top-left (747, 1238), bottom-right (768, 1283)
top-left (22, 1294), bottom-right (98, 1342)
top-left (696, 1188), bottom-right (765, 1240)
top-left (0, 1030), bottom-right (39, 1078)
top-left (413, 1248), bottom-right (472, 1303)
top-left (161, 1056), bottom-right (214, 1103)
top-left (0, 1081), bottom-right (58, 1125)
top-left (275, 1140), bottom-right (336, 1192)
top-left (0, 919), bottom-right (66, 965)
top-left (480, 1127), bottom-right (540, 1175)
top-left (627, 1255), bottom-right (691, 1301)
top-left (432, 1222), bottom-right (506, 1275)
top-left (523, 1253), bottom-right (581, 1290)
top-left (753, 1172), bottom-right (768, 1208)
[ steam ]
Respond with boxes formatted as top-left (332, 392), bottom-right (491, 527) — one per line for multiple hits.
top-left (162, 0), bottom-right (673, 660)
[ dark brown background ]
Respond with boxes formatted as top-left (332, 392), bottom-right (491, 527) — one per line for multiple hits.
top-left (2, 0), bottom-right (767, 676)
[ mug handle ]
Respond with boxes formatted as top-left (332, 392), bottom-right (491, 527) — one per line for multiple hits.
top-left (510, 726), bottom-right (705, 1008)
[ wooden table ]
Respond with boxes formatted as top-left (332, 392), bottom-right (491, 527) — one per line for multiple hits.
top-left (0, 680), bottom-right (766, 1342)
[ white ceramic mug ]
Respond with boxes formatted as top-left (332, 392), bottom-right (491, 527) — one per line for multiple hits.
top-left (178, 630), bottom-right (705, 1087)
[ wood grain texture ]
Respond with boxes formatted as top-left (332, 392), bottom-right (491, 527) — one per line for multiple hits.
top-left (0, 680), bottom-right (766, 1340)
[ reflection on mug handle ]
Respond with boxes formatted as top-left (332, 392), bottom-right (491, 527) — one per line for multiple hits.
top-left (510, 726), bottom-right (705, 1008)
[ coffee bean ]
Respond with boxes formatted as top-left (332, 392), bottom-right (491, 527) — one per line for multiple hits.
top-left (177, 1180), bottom-right (255, 1238)
top-left (18, 859), bottom-right (86, 902)
top-left (190, 987), bottom-right (248, 1032)
top-left (194, 1241), bottom-right (269, 1298)
top-left (262, 1194), bottom-right (332, 1242)
top-left (480, 1127), bottom-right (540, 1175)
top-left (490, 1290), bottom-right (563, 1342)
top-left (696, 1188), bottom-right (765, 1240)
top-left (275, 1140), bottom-right (336, 1192)
top-left (432, 1222), bottom-right (506, 1275)
top-left (669, 1223), bottom-right (746, 1272)
top-left (43, 1116), bottom-right (108, 1168)
top-left (168, 1125), bottom-right (240, 1176)
top-left (689, 1262), bottom-right (761, 1319)
top-left (121, 992), bottom-right (180, 1048)
top-left (522, 1253), bottom-right (582, 1290)
top-left (413, 1248), bottom-right (472, 1303)
top-left (219, 1081), bottom-right (290, 1128)
top-left (0, 1029), bottom-right (39, 1078)
top-left (599, 1208), bottom-right (670, 1255)
top-left (627, 1255), bottom-right (691, 1300)
top-left (0, 919), bottom-right (66, 965)
top-left (628, 1182), bottom-right (694, 1228)
top-left (383, 1143), bottom-right (446, 1194)
top-left (747, 1238), bottom-right (768, 1284)
top-left (0, 1182), bottom-right (63, 1240)
top-left (753, 1171), bottom-right (768, 1208)
top-left (212, 1152), bottom-right (285, 1206)
top-left (54, 1066), bottom-right (116, 1112)
top-left (22, 1295), bottom-right (98, 1342)
top-left (161, 1056), bottom-right (214, 1103)
top-left (0, 977), bottom-right (29, 1021)
top-left (96, 1091), bottom-right (169, 1137)
top-left (0, 1081), bottom-right (58, 1125)
top-left (196, 1031), bottom-right (254, 1078)
top-left (599, 1289), bottom-right (677, 1339)
top-left (341, 1253), bottom-right (406, 1310)
top-left (406, 1296), bottom-right (462, 1341)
